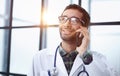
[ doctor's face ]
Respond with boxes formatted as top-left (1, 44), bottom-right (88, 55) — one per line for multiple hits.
top-left (59, 9), bottom-right (84, 41)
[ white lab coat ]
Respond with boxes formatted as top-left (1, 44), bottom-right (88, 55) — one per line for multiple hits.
top-left (27, 45), bottom-right (118, 76)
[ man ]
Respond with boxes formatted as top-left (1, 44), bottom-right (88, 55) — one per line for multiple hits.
top-left (28, 4), bottom-right (118, 76)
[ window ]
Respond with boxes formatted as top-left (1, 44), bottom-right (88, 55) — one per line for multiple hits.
top-left (91, 0), bottom-right (120, 22)
top-left (0, 0), bottom-right (41, 75)
top-left (12, 0), bottom-right (41, 26)
top-left (0, 29), bottom-right (9, 72)
top-left (90, 25), bottom-right (120, 73)
top-left (44, 0), bottom-right (71, 25)
top-left (10, 28), bottom-right (40, 74)
top-left (89, 0), bottom-right (120, 73)
top-left (0, 0), bottom-right (6, 27)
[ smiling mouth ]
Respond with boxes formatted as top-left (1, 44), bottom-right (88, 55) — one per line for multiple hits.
top-left (62, 29), bottom-right (72, 35)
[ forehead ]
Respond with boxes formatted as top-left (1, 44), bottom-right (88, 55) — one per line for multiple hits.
top-left (62, 9), bottom-right (83, 18)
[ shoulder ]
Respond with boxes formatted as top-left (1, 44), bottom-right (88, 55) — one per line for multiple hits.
top-left (32, 49), bottom-right (47, 60)
top-left (33, 47), bottom-right (56, 59)
top-left (33, 49), bottom-right (49, 57)
top-left (91, 51), bottom-right (106, 59)
top-left (90, 50), bottom-right (109, 67)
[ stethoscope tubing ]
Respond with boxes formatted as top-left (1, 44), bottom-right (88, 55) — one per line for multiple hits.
top-left (54, 46), bottom-right (59, 67)
top-left (77, 65), bottom-right (89, 76)
top-left (48, 46), bottom-right (59, 76)
top-left (48, 46), bottom-right (89, 76)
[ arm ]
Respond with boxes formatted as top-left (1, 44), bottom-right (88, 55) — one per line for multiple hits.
top-left (76, 26), bottom-right (93, 65)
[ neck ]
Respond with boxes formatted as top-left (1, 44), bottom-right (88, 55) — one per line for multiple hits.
top-left (61, 41), bottom-right (77, 53)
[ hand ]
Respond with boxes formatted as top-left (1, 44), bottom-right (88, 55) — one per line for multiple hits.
top-left (76, 27), bottom-right (90, 56)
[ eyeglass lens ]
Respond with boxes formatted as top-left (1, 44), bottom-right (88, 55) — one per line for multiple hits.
top-left (58, 16), bottom-right (84, 25)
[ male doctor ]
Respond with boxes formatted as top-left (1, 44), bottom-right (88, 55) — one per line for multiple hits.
top-left (27, 4), bottom-right (118, 76)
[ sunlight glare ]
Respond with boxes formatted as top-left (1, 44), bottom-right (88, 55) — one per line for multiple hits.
top-left (42, 11), bottom-right (59, 25)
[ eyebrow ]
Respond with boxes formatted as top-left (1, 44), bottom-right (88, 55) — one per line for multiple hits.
top-left (61, 15), bottom-right (81, 19)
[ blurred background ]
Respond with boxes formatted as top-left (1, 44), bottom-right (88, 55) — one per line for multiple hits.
top-left (0, 0), bottom-right (120, 76)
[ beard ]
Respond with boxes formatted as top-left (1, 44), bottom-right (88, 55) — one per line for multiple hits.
top-left (60, 31), bottom-right (76, 42)
top-left (59, 31), bottom-right (82, 46)
top-left (59, 26), bottom-right (82, 44)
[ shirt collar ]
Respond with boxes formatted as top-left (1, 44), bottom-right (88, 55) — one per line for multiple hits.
top-left (59, 45), bottom-right (78, 57)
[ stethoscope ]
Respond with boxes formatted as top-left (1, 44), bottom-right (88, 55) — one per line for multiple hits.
top-left (48, 46), bottom-right (89, 76)
top-left (77, 64), bottom-right (89, 76)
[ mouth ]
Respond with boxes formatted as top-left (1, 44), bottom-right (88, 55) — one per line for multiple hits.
top-left (62, 29), bottom-right (72, 35)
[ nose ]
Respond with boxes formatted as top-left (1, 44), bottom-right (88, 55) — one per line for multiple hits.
top-left (63, 20), bottom-right (71, 28)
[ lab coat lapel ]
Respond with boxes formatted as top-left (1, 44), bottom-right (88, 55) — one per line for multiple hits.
top-left (48, 45), bottom-right (68, 76)
top-left (69, 55), bottom-right (83, 76)
top-left (56, 50), bottom-right (68, 76)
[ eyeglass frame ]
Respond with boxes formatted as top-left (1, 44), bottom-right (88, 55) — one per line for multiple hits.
top-left (58, 16), bottom-right (85, 26)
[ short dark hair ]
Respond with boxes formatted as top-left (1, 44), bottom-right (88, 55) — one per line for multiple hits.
top-left (62, 4), bottom-right (90, 27)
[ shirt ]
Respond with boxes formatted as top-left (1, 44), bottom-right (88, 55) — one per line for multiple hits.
top-left (59, 46), bottom-right (78, 75)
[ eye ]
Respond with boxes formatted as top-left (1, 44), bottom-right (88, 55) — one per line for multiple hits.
top-left (70, 17), bottom-right (80, 24)
top-left (58, 16), bottom-right (68, 23)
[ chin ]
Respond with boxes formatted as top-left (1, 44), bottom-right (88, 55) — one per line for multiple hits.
top-left (61, 35), bottom-right (76, 42)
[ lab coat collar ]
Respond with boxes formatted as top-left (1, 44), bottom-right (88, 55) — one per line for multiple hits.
top-left (56, 50), bottom-right (68, 76)
top-left (69, 55), bottom-right (83, 76)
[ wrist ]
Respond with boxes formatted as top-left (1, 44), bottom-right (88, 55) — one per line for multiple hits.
top-left (80, 51), bottom-right (93, 65)
top-left (76, 47), bottom-right (86, 56)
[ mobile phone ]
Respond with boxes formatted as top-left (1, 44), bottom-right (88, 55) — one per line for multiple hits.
top-left (76, 32), bottom-right (83, 46)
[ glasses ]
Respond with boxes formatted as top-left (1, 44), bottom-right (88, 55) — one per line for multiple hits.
top-left (58, 16), bottom-right (85, 25)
